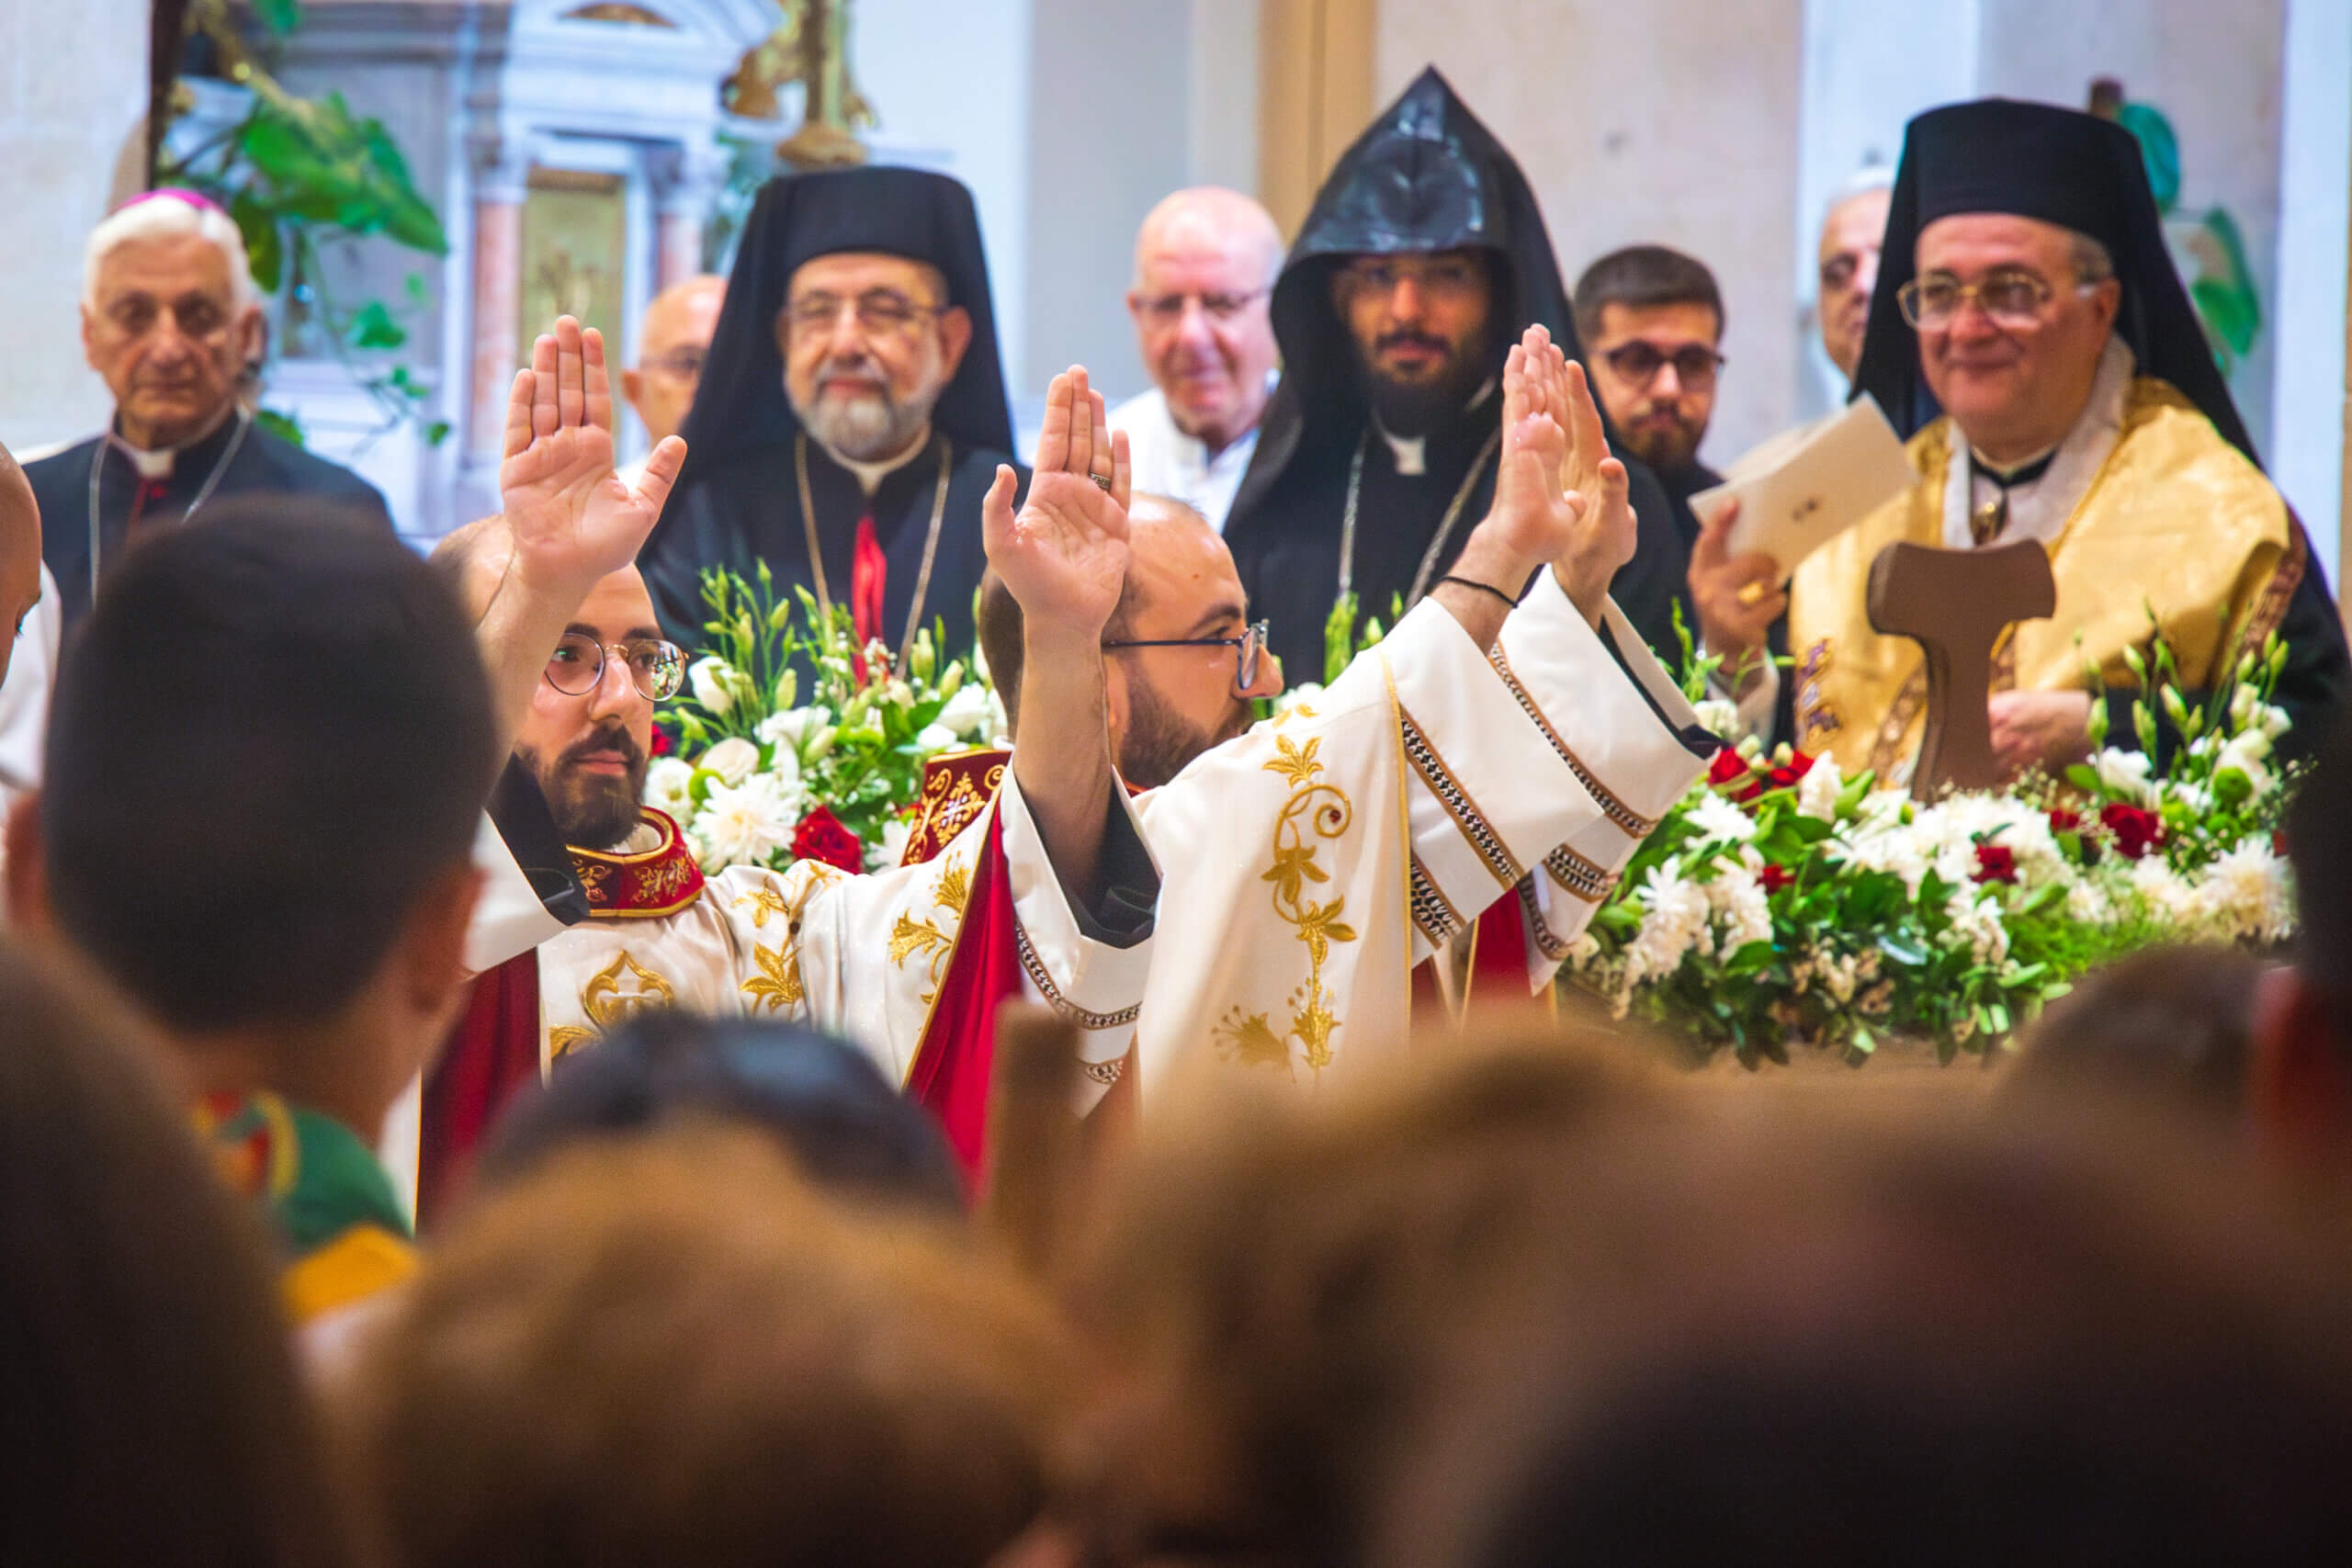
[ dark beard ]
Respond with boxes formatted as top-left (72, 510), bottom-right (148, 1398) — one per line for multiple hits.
top-left (519, 723), bottom-right (649, 850)
top-left (1355, 330), bottom-right (1495, 435)
top-left (1118, 675), bottom-right (1251, 790)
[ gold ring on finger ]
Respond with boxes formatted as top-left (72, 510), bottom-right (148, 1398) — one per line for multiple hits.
top-left (1090, 471), bottom-right (1114, 492)
top-left (1736, 581), bottom-right (1767, 607)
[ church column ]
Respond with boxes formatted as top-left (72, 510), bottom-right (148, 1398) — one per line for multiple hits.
top-left (651, 144), bottom-right (730, 289)
top-left (468, 141), bottom-right (533, 467)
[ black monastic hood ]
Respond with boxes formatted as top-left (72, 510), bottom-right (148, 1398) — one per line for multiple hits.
top-left (1850, 97), bottom-right (2257, 465)
top-left (1225, 67), bottom-right (1595, 546)
top-left (673, 164), bottom-right (1016, 495)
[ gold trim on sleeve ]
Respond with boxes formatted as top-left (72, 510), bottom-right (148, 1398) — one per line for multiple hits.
top-left (1397, 706), bottom-right (1523, 888)
top-left (1408, 852), bottom-right (1464, 949)
top-left (1013, 920), bottom-right (1143, 1031)
top-left (1487, 645), bottom-right (1656, 837)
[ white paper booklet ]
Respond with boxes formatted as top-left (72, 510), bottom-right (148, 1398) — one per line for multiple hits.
top-left (1686, 392), bottom-right (1917, 581)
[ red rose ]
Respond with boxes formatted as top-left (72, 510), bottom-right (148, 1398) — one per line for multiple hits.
top-left (2274, 829), bottom-right (2292, 859)
top-left (650, 723), bottom-right (674, 759)
top-left (2099, 802), bottom-right (2164, 862)
top-left (1759, 863), bottom-right (1793, 894)
top-left (1708, 747), bottom-right (1750, 787)
top-left (1764, 749), bottom-right (1818, 793)
top-left (1973, 842), bottom-right (2018, 885)
top-left (791, 805), bottom-right (865, 873)
top-left (2046, 807), bottom-right (2081, 834)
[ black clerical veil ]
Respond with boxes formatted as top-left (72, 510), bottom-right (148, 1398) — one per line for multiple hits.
top-left (665, 165), bottom-right (1015, 496)
top-left (1225, 67), bottom-right (1593, 546)
top-left (1850, 98), bottom-right (2256, 463)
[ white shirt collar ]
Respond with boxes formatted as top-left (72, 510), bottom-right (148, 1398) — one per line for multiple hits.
top-left (812, 422), bottom-right (932, 495)
top-left (1370, 377), bottom-right (1498, 479)
top-left (106, 402), bottom-right (240, 479)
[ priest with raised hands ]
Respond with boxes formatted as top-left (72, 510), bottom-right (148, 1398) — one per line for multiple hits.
top-left (1691, 98), bottom-right (2348, 778)
top-left (417, 347), bottom-right (1154, 1212)
top-left (971, 323), bottom-right (1716, 1104)
top-left (637, 166), bottom-right (1022, 669)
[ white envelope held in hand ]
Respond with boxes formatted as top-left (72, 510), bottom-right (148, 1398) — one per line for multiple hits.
top-left (1687, 393), bottom-right (1917, 583)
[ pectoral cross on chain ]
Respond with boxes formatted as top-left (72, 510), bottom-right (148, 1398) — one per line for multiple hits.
top-left (1864, 539), bottom-right (2057, 800)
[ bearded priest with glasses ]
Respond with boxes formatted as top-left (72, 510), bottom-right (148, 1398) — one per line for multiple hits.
top-left (637, 166), bottom-right (1023, 671)
top-left (1690, 98), bottom-right (2348, 779)
top-left (411, 328), bottom-right (1155, 1222)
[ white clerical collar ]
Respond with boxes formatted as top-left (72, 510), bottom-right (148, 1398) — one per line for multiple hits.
top-left (1371, 377), bottom-right (1498, 478)
top-left (106, 402), bottom-right (239, 479)
top-left (813, 423), bottom-right (933, 495)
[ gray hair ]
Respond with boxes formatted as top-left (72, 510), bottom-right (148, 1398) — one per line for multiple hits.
top-left (83, 192), bottom-right (259, 314)
top-left (2067, 230), bottom-right (2116, 285)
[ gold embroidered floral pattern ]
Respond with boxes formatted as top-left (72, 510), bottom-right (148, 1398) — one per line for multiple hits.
top-left (554, 950), bottom-right (677, 1058)
top-left (888, 853), bottom-right (971, 1000)
top-left (740, 869), bottom-right (835, 1015)
top-left (1214, 735), bottom-right (1357, 1077)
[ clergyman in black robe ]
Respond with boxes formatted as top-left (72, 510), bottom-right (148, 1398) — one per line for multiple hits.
top-left (1221, 67), bottom-right (1693, 682)
top-left (640, 166), bottom-right (1024, 667)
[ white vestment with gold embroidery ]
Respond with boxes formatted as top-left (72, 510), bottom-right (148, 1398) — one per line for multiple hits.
top-left (533, 773), bottom-right (1150, 1083)
top-left (1115, 570), bottom-right (1707, 1099)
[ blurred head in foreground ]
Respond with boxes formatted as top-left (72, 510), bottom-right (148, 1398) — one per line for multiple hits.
top-left (2009, 943), bottom-right (2266, 1112)
top-left (2253, 716), bottom-right (2352, 1162)
top-left (479, 1011), bottom-right (963, 1215)
top-left (0, 936), bottom-right (352, 1566)
top-left (1047, 1032), bottom-right (1673, 1568)
top-left (1378, 1095), bottom-right (2352, 1567)
top-left (345, 1130), bottom-right (1067, 1568)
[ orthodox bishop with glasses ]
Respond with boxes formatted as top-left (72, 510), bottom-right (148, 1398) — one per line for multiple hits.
top-left (638, 167), bottom-right (1023, 666)
top-left (1696, 98), bottom-right (2347, 777)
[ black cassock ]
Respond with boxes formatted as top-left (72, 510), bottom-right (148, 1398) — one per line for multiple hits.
top-left (641, 165), bottom-right (1023, 664)
top-left (644, 430), bottom-right (1018, 666)
top-left (27, 412), bottom-right (391, 631)
top-left (1224, 68), bottom-right (1696, 682)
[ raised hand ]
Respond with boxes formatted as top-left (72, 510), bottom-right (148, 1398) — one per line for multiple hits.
top-left (500, 315), bottom-right (686, 596)
top-left (982, 365), bottom-right (1132, 640)
top-left (1460, 324), bottom-right (1634, 628)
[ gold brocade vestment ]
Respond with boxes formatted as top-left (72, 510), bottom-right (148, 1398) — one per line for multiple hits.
top-left (1787, 377), bottom-right (2301, 778)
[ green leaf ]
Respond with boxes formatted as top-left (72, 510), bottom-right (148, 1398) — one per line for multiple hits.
top-left (345, 299), bottom-right (407, 350)
top-left (2118, 101), bottom-right (2183, 214)
top-left (253, 406), bottom-right (305, 446)
top-left (252, 0), bottom-right (303, 35)
top-left (229, 190), bottom-right (284, 295)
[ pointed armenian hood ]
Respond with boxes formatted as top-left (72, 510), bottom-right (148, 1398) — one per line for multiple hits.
top-left (1851, 97), bottom-right (2256, 462)
top-left (671, 165), bottom-right (1014, 482)
top-left (1226, 67), bottom-right (1592, 540)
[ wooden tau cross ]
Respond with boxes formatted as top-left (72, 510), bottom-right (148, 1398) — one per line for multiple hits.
top-left (1865, 539), bottom-right (2057, 799)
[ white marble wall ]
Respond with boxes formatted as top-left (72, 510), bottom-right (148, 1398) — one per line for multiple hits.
top-left (1374, 0), bottom-right (1809, 469)
top-left (0, 0), bottom-right (149, 455)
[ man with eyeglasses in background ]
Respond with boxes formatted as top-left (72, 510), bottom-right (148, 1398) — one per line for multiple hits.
top-left (1573, 244), bottom-right (1730, 656)
top-left (1697, 98), bottom-right (2345, 781)
top-left (638, 168), bottom-right (1023, 665)
top-left (619, 274), bottom-right (726, 473)
top-left (1223, 69), bottom-right (1690, 682)
top-left (1109, 188), bottom-right (1283, 535)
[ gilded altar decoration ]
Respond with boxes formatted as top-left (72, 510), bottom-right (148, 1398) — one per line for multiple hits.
top-left (549, 950), bottom-right (678, 1058)
top-left (726, 0), bottom-right (877, 169)
top-left (1214, 733), bottom-right (1358, 1076)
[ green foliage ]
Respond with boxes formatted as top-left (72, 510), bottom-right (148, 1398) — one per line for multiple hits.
top-left (2117, 101), bottom-right (2182, 214)
top-left (161, 17), bottom-right (448, 446)
top-left (656, 566), bottom-right (996, 874)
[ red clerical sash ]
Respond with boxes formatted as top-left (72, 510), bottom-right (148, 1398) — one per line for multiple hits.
top-left (1409, 897), bottom-right (1542, 1035)
top-left (903, 806), bottom-right (1023, 1183)
top-left (417, 948), bottom-right (542, 1228)
top-left (851, 513), bottom-right (887, 653)
top-left (417, 809), bottom-right (708, 1226)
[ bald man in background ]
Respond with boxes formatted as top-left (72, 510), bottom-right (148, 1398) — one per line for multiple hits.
top-left (0, 444), bottom-right (58, 799)
top-left (620, 275), bottom-right (726, 468)
top-left (1110, 188), bottom-right (1283, 533)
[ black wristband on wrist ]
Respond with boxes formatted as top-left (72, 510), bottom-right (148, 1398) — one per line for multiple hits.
top-left (1437, 573), bottom-right (1522, 610)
